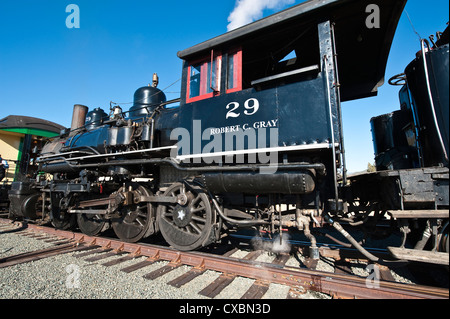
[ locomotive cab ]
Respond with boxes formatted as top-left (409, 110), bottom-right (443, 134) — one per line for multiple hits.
top-left (174, 2), bottom-right (406, 203)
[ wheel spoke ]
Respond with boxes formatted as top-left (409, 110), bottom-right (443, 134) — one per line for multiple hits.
top-left (135, 217), bottom-right (145, 227)
top-left (137, 211), bottom-right (147, 218)
top-left (191, 215), bottom-right (206, 223)
top-left (192, 195), bottom-right (201, 205)
top-left (189, 221), bottom-right (202, 234)
top-left (163, 207), bottom-right (173, 218)
top-left (191, 205), bottom-right (205, 213)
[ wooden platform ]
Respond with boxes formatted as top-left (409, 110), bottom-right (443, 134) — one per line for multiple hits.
top-left (388, 210), bottom-right (449, 219)
top-left (388, 247), bottom-right (449, 265)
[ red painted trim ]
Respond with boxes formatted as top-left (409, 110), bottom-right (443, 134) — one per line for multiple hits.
top-left (187, 92), bottom-right (214, 103)
top-left (226, 48), bottom-right (242, 94)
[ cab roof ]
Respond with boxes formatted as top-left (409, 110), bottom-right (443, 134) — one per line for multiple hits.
top-left (177, 0), bottom-right (407, 102)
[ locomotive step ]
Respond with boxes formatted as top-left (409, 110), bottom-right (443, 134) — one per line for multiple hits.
top-left (388, 247), bottom-right (449, 266)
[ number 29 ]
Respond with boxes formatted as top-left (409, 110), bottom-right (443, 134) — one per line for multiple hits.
top-left (226, 98), bottom-right (260, 119)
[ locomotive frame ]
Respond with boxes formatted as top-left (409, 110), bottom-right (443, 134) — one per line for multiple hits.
top-left (7, 0), bottom-right (449, 265)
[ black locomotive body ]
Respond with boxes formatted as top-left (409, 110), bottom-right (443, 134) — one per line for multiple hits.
top-left (8, 0), bottom-right (449, 264)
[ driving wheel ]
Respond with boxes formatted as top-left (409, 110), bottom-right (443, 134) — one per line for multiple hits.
top-left (77, 212), bottom-right (109, 236)
top-left (112, 184), bottom-right (155, 243)
top-left (50, 193), bottom-right (76, 230)
top-left (157, 182), bottom-right (215, 251)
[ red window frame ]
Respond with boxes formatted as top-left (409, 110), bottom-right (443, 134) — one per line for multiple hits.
top-left (185, 48), bottom-right (242, 103)
top-left (186, 52), bottom-right (222, 103)
top-left (226, 48), bottom-right (242, 94)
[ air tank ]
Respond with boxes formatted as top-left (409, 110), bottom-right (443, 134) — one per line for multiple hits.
top-left (405, 43), bottom-right (449, 167)
top-left (370, 110), bottom-right (418, 171)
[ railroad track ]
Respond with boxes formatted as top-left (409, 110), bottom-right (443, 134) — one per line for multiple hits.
top-left (0, 218), bottom-right (448, 299)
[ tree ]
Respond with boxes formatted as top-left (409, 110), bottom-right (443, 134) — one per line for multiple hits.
top-left (367, 162), bottom-right (376, 173)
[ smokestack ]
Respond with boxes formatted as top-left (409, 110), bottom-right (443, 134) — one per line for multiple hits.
top-left (70, 104), bottom-right (88, 136)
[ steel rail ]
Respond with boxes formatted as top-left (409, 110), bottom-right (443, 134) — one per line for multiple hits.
top-left (0, 242), bottom-right (81, 268)
top-left (1, 218), bottom-right (448, 299)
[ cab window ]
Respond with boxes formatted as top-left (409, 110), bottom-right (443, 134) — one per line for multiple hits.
top-left (186, 53), bottom-right (221, 103)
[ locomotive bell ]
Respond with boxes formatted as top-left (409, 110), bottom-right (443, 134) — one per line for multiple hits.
top-left (129, 74), bottom-right (166, 118)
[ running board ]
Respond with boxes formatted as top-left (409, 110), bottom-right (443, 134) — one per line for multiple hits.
top-left (388, 247), bottom-right (449, 265)
top-left (388, 210), bottom-right (449, 219)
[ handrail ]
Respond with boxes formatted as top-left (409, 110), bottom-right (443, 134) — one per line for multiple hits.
top-left (251, 64), bottom-right (319, 86)
top-left (420, 39), bottom-right (448, 162)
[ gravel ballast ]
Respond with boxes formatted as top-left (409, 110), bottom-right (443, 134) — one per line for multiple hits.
top-left (0, 230), bottom-right (218, 299)
top-left (0, 229), bottom-right (329, 299)
top-left (2, 223), bottom-right (430, 300)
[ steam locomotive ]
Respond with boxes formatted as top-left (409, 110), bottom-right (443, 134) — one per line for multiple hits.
top-left (8, 0), bottom-right (449, 265)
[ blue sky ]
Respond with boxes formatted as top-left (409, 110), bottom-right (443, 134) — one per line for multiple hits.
top-left (0, 0), bottom-right (448, 172)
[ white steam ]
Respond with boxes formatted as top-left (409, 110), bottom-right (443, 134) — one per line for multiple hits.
top-left (251, 233), bottom-right (291, 254)
top-left (227, 0), bottom-right (296, 31)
